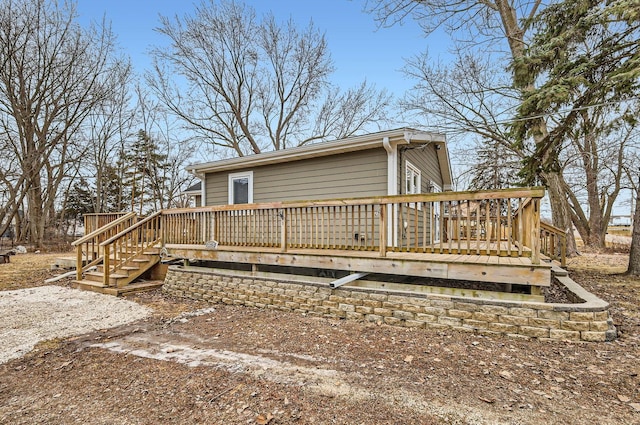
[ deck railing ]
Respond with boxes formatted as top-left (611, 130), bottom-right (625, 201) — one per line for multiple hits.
top-left (83, 212), bottom-right (130, 234)
top-left (161, 187), bottom-right (545, 264)
top-left (540, 222), bottom-right (567, 267)
top-left (98, 211), bottom-right (162, 286)
top-left (71, 212), bottom-right (138, 280)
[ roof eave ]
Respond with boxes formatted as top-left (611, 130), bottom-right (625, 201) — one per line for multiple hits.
top-left (187, 128), bottom-right (445, 175)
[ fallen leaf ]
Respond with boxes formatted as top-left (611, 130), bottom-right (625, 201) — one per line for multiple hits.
top-left (256, 412), bottom-right (274, 425)
top-left (404, 355), bottom-right (414, 364)
top-left (618, 395), bottom-right (631, 403)
top-left (479, 397), bottom-right (495, 404)
top-left (629, 403), bottom-right (640, 412)
top-left (499, 370), bottom-right (513, 380)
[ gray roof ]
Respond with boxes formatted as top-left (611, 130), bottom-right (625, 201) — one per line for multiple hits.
top-left (187, 128), bottom-right (447, 177)
top-left (182, 181), bottom-right (201, 194)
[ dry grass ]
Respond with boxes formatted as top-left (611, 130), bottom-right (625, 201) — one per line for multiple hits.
top-left (566, 252), bottom-right (628, 273)
top-left (0, 252), bottom-right (206, 319)
top-left (0, 253), bottom-right (65, 291)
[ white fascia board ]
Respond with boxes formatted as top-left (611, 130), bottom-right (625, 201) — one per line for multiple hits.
top-left (403, 130), bottom-right (446, 144)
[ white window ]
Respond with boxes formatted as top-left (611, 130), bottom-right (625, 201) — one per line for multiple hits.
top-left (432, 183), bottom-right (442, 243)
top-left (405, 161), bottom-right (421, 195)
top-left (228, 171), bottom-right (253, 205)
top-left (406, 161), bottom-right (421, 209)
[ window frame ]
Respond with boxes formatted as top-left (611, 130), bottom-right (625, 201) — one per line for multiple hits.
top-left (405, 160), bottom-right (422, 209)
top-left (228, 171), bottom-right (254, 205)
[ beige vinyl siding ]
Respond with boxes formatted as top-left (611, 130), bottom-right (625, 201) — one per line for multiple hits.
top-left (205, 172), bottom-right (228, 205)
top-left (400, 144), bottom-right (443, 194)
top-left (396, 144), bottom-right (444, 246)
top-left (205, 148), bottom-right (387, 206)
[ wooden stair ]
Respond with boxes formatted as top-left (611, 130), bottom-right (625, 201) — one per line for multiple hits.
top-left (72, 249), bottom-right (162, 296)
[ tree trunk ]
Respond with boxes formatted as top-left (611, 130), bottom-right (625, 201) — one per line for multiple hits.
top-left (543, 170), bottom-right (578, 256)
top-left (27, 171), bottom-right (45, 249)
top-left (626, 188), bottom-right (640, 275)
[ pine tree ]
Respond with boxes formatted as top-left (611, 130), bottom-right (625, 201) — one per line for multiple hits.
top-left (122, 130), bottom-right (170, 213)
top-left (469, 141), bottom-right (521, 191)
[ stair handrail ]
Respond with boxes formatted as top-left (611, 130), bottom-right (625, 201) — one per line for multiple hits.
top-left (72, 212), bottom-right (137, 246)
top-left (72, 212), bottom-right (138, 281)
top-left (99, 211), bottom-right (163, 287)
top-left (540, 221), bottom-right (567, 267)
top-left (99, 211), bottom-right (162, 246)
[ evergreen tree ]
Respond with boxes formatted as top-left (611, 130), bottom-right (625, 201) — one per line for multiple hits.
top-left (123, 130), bottom-right (170, 213)
top-left (64, 178), bottom-right (95, 219)
top-left (514, 0), bottom-right (640, 179)
top-left (469, 141), bottom-right (521, 191)
top-left (512, 0), bottom-right (640, 249)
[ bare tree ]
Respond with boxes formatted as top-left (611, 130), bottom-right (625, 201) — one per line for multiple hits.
top-left (148, 0), bottom-right (390, 157)
top-left (128, 86), bottom-right (197, 212)
top-left (560, 108), bottom-right (635, 249)
top-left (0, 140), bottom-right (27, 240)
top-left (628, 185), bottom-right (640, 275)
top-left (0, 0), bottom-right (130, 247)
top-left (621, 122), bottom-right (640, 274)
top-left (81, 71), bottom-right (136, 214)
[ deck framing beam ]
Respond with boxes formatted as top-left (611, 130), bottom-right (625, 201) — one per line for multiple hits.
top-left (165, 245), bottom-right (551, 287)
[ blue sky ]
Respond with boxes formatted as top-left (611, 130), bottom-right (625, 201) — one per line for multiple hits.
top-left (75, 0), bottom-right (442, 102)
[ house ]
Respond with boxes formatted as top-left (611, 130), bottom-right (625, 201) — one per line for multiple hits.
top-left (186, 128), bottom-right (453, 246)
top-left (72, 129), bottom-right (616, 342)
top-left (73, 128), bottom-right (560, 299)
top-left (187, 128), bottom-right (452, 206)
top-left (181, 181), bottom-right (203, 207)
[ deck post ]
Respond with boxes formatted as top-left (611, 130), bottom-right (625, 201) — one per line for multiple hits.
top-left (531, 199), bottom-right (541, 265)
top-left (379, 204), bottom-right (387, 257)
top-left (103, 244), bottom-right (110, 287)
top-left (76, 245), bottom-right (83, 281)
top-left (560, 232), bottom-right (567, 267)
top-left (280, 209), bottom-right (287, 252)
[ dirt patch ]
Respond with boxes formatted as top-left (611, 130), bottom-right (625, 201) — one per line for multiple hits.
top-left (0, 285), bottom-right (151, 364)
top-left (0, 253), bottom-right (639, 424)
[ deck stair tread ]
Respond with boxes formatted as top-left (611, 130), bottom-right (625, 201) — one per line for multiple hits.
top-left (72, 279), bottom-right (162, 296)
top-left (72, 279), bottom-right (107, 288)
top-left (551, 265), bottom-right (568, 276)
top-left (86, 271), bottom-right (129, 279)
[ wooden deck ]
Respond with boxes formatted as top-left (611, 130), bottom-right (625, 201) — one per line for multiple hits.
top-left (72, 188), bottom-right (565, 297)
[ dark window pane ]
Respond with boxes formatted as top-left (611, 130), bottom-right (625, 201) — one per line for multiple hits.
top-left (233, 177), bottom-right (249, 204)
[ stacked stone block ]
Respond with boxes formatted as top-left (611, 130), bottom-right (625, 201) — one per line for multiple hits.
top-left (163, 266), bottom-right (616, 342)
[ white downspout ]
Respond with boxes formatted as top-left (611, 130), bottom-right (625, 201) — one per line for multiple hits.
top-left (383, 137), bottom-right (396, 197)
top-left (200, 176), bottom-right (206, 207)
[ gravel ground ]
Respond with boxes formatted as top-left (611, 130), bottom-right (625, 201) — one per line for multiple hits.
top-left (0, 285), bottom-right (151, 364)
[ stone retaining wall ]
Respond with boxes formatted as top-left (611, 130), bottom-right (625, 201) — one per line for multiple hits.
top-left (163, 266), bottom-right (617, 342)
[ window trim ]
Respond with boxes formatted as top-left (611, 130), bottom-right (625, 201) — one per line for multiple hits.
top-left (228, 171), bottom-right (253, 205)
top-left (405, 160), bottom-right (422, 209)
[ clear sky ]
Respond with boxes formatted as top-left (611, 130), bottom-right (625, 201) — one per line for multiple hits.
top-left (75, 0), bottom-right (441, 106)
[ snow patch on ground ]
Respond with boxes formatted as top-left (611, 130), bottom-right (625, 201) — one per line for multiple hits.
top-left (0, 285), bottom-right (151, 364)
top-left (92, 332), bottom-right (492, 424)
